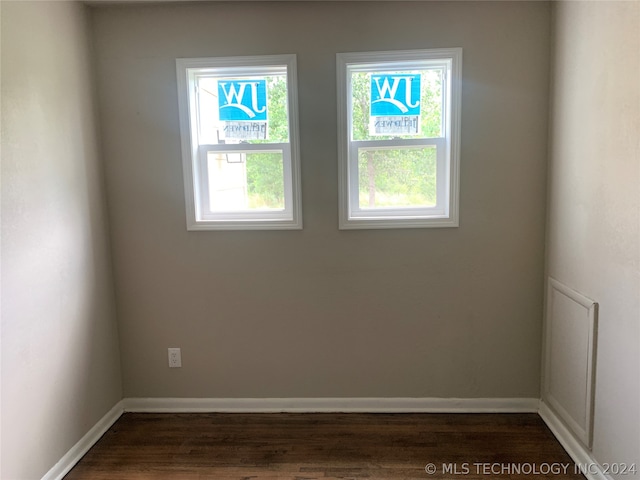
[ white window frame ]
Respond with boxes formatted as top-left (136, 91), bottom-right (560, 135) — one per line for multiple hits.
top-left (336, 48), bottom-right (462, 229)
top-left (176, 54), bottom-right (302, 230)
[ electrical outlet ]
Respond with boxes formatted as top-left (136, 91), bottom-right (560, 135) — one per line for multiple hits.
top-left (168, 348), bottom-right (182, 368)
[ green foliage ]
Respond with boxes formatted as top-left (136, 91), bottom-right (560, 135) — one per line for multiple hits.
top-left (244, 71), bottom-right (444, 209)
top-left (352, 70), bottom-right (443, 207)
top-left (246, 152), bottom-right (284, 208)
top-left (358, 147), bottom-right (436, 208)
top-left (249, 76), bottom-right (289, 144)
top-left (245, 76), bottom-right (288, 208)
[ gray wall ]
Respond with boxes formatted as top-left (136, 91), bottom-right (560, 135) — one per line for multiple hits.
top-left (92, 1), bottom-right (551, 399)
top-left (547, 1), bottom-right (639, 471)
top-left (1, 2), bottom-right (122, 479)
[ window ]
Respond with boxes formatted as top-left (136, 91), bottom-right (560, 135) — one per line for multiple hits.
top-left (336, 48), bottom-right (462, 229)
top-left (176, 55), bottom-right (301, 230)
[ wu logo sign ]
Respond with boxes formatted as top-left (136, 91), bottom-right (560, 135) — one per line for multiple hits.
top-left (218, 79), bottom-right (267, 121)
top-left (370, 74), bottom-right (421, 117)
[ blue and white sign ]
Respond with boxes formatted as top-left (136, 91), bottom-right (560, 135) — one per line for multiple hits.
top-left (370, 74), bottom-right (421, 117)
top-left (218, 79), bottom-right (267, 121)
top-left (369, 74), bottom-right (421, 136)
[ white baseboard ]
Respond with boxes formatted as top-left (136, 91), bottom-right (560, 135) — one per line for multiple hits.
top-left (41, 400), bottom-right (124, 480)
top-left (122, 396), bottom-right (540, 413)
top-left (539, 400), bottom-right (611, 480)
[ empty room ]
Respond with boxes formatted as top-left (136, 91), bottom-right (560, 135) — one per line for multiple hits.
top-left (1, 0), bottom-right (638, 479)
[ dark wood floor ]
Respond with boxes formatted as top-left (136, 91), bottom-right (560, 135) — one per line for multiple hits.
top-left (65, 413), bottom-right (585, 480)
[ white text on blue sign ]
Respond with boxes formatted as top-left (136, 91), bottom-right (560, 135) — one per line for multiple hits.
top-left (370, 74), bottom-right (421, 117)
top-left (218, 79), bottom-right (268, 121)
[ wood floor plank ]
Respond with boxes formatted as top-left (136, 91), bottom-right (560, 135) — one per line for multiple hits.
top-left (64, 413), bottom-right (585, 480)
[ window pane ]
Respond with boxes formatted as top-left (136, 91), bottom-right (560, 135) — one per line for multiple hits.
top-left (357, 146), bottom-right (437, 209)
top-left (351, 69), bottom-right (443, 141)
top-left (198, 75), bottom-right (289, 145)
top-left (207, 151), bottom-right (285, 211)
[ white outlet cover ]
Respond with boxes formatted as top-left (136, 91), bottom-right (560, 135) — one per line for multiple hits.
top-left (168, 347), bottom-right (182, 368)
